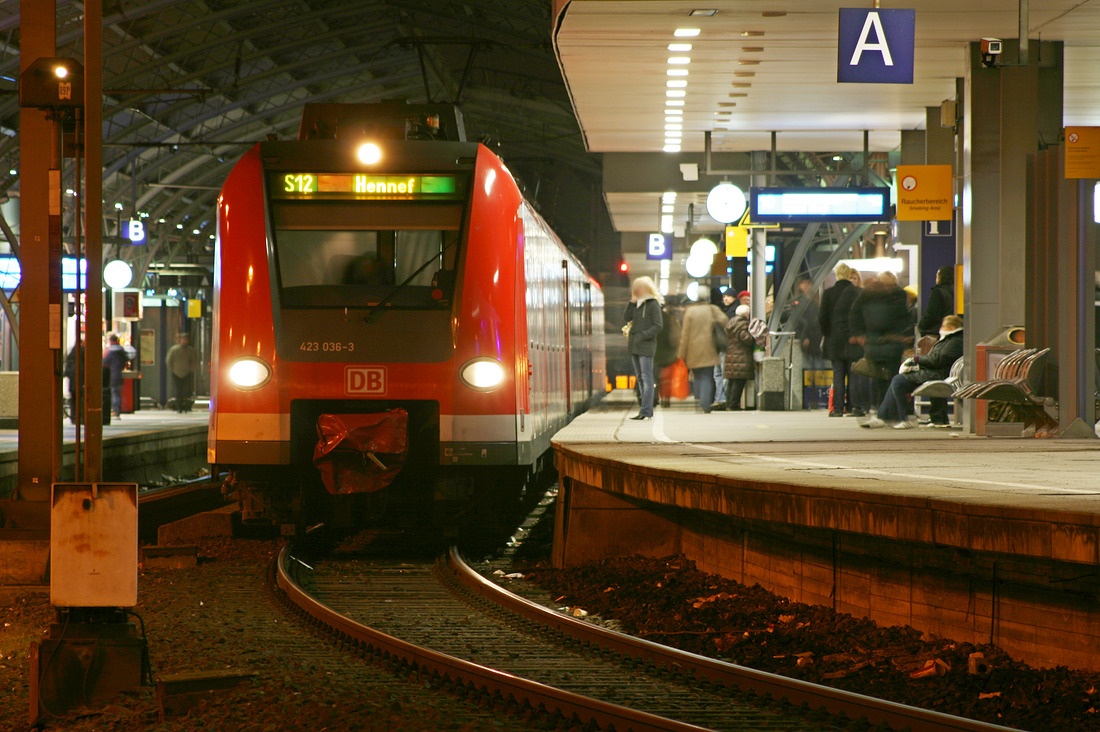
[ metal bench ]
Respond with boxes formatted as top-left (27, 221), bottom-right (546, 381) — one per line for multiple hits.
top-left (955, 348), bottom-right (1053, 406)
top-left (912, 356), bottom-right (965, 400)
top-left (912, 356), bottom-right (965, 426)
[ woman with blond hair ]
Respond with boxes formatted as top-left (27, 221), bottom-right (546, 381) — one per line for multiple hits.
top-left (623, 276), bottom-right (664, 420)
top-left (819, 263), bottom-right (863, 417)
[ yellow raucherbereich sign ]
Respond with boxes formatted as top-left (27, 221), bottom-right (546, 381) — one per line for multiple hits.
top-left (895, 165), bottom-right (953, 221)
top-left (1065, 127), bottom-right (1100, 179)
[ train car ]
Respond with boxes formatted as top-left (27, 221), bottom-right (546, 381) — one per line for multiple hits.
top-left (208, 103), bottom-right (605, 531)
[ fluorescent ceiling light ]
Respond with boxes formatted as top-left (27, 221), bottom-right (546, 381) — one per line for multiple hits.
top-left (668, 56), bottom-right (691, 64)
top-left (660, 215), bottom-right (674, 232)
top-left (690, 9), bottom-right (717, 16)
top-left (665, 129), bottom-right (683, 137)
top-left (666, 90), bottom-right (686, 98)
top-left (667, 79), bottom-right (687, 88)
top-left (674, 28), bottom-right (701, 37)
top-left (667, 68), bottom-right (689, 76)
top-left (663, 145), bottom-right (682, 153)
top-left (668, 43), bottom-right (692, 51)
top-left (665, 123), bottom-right (683, 130)
top-left (662, 205), bottom-right (674, 213)
top-left (665, 99), bottom-right (685, 107)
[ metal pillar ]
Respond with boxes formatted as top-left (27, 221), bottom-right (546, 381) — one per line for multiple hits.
top-left (17, 0), bottom-right (60, 502)
top-left (749, 152), bottom-right (767, 321)
top-left (84, 0), bottom-right (104, 480)
top-left (961, 39), bottom-right (1063, 427)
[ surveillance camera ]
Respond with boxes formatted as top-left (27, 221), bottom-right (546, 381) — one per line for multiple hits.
top-left (981, 38), bottom-right (1003, 55)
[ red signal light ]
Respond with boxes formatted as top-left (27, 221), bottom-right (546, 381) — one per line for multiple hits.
top-left (619, 261), bottom-right (629, 273)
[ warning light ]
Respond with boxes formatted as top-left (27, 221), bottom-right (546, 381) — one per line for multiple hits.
top-left (619, 261), bottom-right (629, 273)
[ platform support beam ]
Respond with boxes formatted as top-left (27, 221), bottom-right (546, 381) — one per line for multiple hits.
top-left (961, 39), bottom-right (1063, 427)
top-left (17, 0), bottom-right (61, 502)
top-left (83, 0), bottom-right (104, 480)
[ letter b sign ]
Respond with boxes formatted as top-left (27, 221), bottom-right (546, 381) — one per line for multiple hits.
top-left (646, 233), bottom-right (673, 261)
top-left (127, 219), bottom-right (146, 245)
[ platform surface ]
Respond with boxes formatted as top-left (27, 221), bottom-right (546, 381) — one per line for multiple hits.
top-left (0, 409), bottom-right (208, 453)
top-left (554, 392), bottom-right (1100, 522)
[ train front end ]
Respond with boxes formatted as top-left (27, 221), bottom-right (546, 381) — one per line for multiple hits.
top-left (209, 106), bottom-right (528, 529)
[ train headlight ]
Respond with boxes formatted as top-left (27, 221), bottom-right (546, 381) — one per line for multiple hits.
top-left (228, 357), bottom-right (271, 390)
top-left (357, 142), bottom-right (382, 165)
top-left (460, 358), bottom-right (505, 391)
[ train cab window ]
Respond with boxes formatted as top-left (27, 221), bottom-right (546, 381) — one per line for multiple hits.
top-left (271, 201), bottom-right (464, 309)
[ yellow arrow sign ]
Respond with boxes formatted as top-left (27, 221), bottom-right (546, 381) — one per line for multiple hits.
top-left (738, 208), bottom-right (780, 229)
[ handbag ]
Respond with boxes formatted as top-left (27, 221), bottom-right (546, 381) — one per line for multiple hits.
top-left (664, 359), bottom-right (690, 400)
top-left (852, 357), bottom-right (892, 381)
top-left (711, 321), bottom-right (729, 353)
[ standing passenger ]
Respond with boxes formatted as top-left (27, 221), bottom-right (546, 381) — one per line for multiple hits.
top-left (624, 277), bottom-right (664, 421)
top-left (166, 333), bottom-right (198, 413)
top-left (849, 271), bottom-right (911, 410)
top-left (102, 334), bottom-right (129, 419)
top-left (677, 293), bottom-right (728, 413)
top-left (819, 264), bottom-right (862, 417)
top-left (918, 265), bottom-right (955, 337)
top-left (724, 305), bottom-right (755, 410)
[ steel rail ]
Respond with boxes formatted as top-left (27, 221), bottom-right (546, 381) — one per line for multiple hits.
top-left (447, 547), bottom-right (1016, 732)
top-left (273, 545), bottom-right (712, 732)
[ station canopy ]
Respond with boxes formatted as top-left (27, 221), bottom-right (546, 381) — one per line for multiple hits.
top-left (0, 0), bottom-right (604, 280)
top-left (553, 0), bottom-right (1100, 277)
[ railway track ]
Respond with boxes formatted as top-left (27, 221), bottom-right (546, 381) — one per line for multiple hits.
top-left (274, 545), bottom-right (1019, 732)
top-left (137, 474), bottom-right (226, 541)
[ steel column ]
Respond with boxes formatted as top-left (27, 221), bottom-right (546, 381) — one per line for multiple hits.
top-left (84, 0), bottom-right (104, 480)
top-left (17, 0), bottom-right (60, 501)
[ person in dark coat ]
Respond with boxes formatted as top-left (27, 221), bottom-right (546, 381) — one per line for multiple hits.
top-left (64, 342), bottom-right (84, 425)
top-left (918, 265), bottom-right (955, 337)
top-left (849, 271), bottom-right (913, 412)
top-left (102, 334), bottom-right (129, 419)
top-left (624, 276), bottom-right (664, 421)
top-left (865, 316), bottom-right (964, 428)
top-left (819, 263), bottom-right (864, 416)
top-left (723, 305), bottom-right (755, 410)
top-left (785, 274), bottom-right (823, 367)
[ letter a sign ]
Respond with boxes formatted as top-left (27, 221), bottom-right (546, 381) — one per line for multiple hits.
top-left (837, 8), bottom-right (915, 84)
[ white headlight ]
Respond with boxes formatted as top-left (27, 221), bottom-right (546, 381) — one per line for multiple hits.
top-left (228, 357), bottom-right (271, 390)
top-left (357, 142), bottom-right (382, 165)
top-left (460, 359), bottom-right (505, 391)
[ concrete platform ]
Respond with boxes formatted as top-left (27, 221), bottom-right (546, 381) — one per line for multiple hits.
top-left (552, 392), bottom-right (1100, 671)
top-left (0, 410), bottom-right (209, 498)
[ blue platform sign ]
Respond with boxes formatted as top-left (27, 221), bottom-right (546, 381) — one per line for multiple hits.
top-left (837, 8), bottom-right (915, 84)
top-left (646, 233), bottom-right (673, 260)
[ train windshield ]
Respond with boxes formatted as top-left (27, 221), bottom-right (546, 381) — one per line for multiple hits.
top-left (271, 201), bottom-right (464, 309)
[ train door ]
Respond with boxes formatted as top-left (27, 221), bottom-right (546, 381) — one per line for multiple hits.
top-left (562, 260), bottom-right (571, 415)
top-left (584, 282), bottom-right (593, 404)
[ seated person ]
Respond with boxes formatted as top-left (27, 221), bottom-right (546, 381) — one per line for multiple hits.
top-left (864, 315), bottom-right (963, 429)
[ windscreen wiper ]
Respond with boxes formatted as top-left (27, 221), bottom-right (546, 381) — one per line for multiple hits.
top-left (362, 236), bottom-right (460, 325)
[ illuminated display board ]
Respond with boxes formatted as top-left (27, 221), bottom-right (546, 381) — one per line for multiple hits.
top-left (0, 256), bottom-right (88, 291)
top-left (750, 187), bottom-right (890, 223)
top-left (271, 173), bottom-right (461, 199)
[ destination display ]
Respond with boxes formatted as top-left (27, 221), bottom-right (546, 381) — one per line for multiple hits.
top-left (271, 173), bottom-right (461, 199)
top-left (750, 187), bottom-right (890, 223)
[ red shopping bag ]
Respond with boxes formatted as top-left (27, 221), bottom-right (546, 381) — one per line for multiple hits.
top-left (661, 359), bottom-right (690, 400)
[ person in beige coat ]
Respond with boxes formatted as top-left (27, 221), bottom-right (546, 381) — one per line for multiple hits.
top-left (677, 298), bottom-right (728, 413)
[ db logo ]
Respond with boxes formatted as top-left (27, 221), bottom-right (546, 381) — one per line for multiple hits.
top-left (345, 366), bottom-right (386, 395)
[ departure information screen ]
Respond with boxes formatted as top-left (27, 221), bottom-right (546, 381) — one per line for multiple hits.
top-left (750, 187), bottom-right (890, 223)
top-left (271, 173), bottom-right (462, 200)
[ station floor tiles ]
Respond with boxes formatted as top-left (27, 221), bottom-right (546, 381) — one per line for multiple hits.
top-left (0, 408), bottom-right (209, 453)
top-left (555, 392), bottom-right (1100, 519)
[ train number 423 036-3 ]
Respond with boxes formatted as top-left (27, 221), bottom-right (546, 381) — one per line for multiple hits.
top-left (299, 341), bottom-right (355, 353)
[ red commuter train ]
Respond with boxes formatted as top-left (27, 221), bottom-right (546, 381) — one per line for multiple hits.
top-left (209, 103), bottom-right (605, 531)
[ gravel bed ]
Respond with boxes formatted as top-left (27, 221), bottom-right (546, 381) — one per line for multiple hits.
top-left (515, 553), bottom-right (1100, 732)
top-left (0, 538), bottom-right (544, 731)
